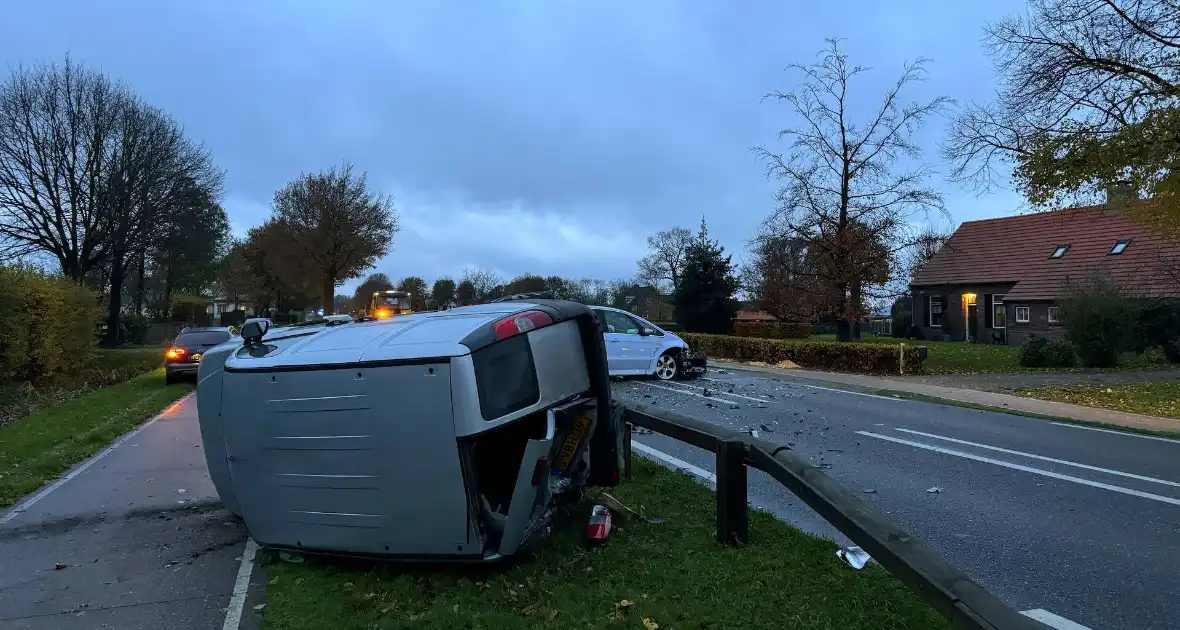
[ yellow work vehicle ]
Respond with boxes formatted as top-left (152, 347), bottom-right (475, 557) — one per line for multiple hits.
top-left (368, 290), bottom-right (413, 319)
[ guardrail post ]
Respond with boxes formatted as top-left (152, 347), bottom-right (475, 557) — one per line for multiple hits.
top-left (623, 422), bottom-right (633, 480)
top-left (716, 439), bottom-right (748, 547)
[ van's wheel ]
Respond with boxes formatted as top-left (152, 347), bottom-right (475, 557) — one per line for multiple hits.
top-left (653, 353), bottom-right (680, 381)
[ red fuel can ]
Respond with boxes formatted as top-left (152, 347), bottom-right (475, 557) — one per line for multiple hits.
top-left (587, 504), bottom-right (612, 542)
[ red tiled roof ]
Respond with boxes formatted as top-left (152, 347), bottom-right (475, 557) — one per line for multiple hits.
top-left (911, 205), bottom-right (1180, 300)
top-left (734, 310), bottom-right (777, 322)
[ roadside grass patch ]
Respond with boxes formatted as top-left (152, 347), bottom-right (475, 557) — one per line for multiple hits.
top-left (1014, 382), bottom-right (1180, 420)
top-left (260, 459), bottom-right (947, 630)
top-left (809, 334), bottom-right (1172, 374)
top-left (0, 370), bottom-right (192, 508)
top-left (0, 347), bottom-right (164, 429)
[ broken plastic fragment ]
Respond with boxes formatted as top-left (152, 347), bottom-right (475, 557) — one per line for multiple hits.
top-left (836, 546), bottom-right (872, 569)
top-left (278, 551), bottom-right (305, 564)
top-left (927, 487), bottom-right (943, 494)
top-left (862, 488), bottom-right (877, 494)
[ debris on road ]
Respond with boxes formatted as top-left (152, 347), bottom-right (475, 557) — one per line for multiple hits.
top-left (926, 487), bottom-right (943, 494)
top-left (836, 545), bottom-right (872, 570)
top-left (862, 488), bottom-right (877, 494)
top-left (279, 551), bottom-right (305, 564)
top-left (728, 404), bottom-right (740, 409)
top-left (758, 422), bottom-right (776, 433)
top-left (702, 388), bottom-right (713, 396)
top-left (587, 505), bottom-right (613, 542)
top-left (54, 562), bottom-right (67, 571)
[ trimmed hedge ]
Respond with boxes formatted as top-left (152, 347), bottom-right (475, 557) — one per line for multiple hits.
top-left (683, 333), bottom-right (926, 374)
top-left (732, 321), bottom-right (810, 340)
top-left (0, 265), bottom-right (103, 382)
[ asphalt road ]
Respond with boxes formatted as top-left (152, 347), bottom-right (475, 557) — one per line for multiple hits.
top-left (613, 368), bottom-right (1180, 630)
top-left (0, 394), bottom-right (263, 630)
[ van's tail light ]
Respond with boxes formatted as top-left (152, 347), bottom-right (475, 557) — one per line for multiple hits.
top-left (165, 347), bottom-right (186, 360)
top-left (493, 310), bottom-right (553, 340)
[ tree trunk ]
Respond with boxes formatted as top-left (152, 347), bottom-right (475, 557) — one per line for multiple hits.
top-left (133, 250), bottom-right (146, 318)
top-left (162, 262), bottom-right (174, 321)
top-left (322, 276), bottom-right (335, 315)
top-left (835, 319), bottom-right (851, 342)
top-left (104, 253), bottom-right (127, 347)
top-left (849, 283), bottom-right (863, 341)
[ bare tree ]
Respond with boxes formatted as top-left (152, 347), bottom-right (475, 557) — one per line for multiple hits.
top-left (755, 39), bottom-right (949, 341)
top-left (636, 227), bottom-right (695, 291)
top-left (944, 0), bottom-right (1180, 230)
top-left (271, 162), bottom-right (399, 314)
top-left (906, 228), bottom-right (951, 281)
top-left (461, 266), bottom-right (503, 302)
top-left (0, 58), bottom-right (131, 279)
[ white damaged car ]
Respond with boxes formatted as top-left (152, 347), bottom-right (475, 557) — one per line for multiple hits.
top-left (589, 306), bottom-right (706, 380)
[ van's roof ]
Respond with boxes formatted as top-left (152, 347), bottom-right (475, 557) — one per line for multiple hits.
top-left (223, 302), bottom-right (547, 370)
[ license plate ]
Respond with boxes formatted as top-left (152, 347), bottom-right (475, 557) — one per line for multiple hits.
top-left (553, 416), bottom-right (591, 476)
top-left (192, 353), bottom-right (202, 362)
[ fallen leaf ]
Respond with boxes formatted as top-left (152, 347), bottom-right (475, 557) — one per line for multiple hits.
top-left (522, 603), bottom-right (539, 616)
top-left (615, 599), bottom-right (634, 614)
top-left (252, 603), bottom-right (266, 611)
top-left (643, 617), bottom-right (660, 629)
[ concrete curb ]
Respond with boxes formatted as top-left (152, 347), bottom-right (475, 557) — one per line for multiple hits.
top-left (710, 361), bottom-right (1180, 435)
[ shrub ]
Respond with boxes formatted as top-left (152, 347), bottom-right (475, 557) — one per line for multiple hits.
top-left (1060, 276), bottom-right (1140, 368)
top-left (682, 333), bottom-right (927, 374)
top-left (1135, 298), bottom-right (1180, 360)
top-left (1018, 334), bottom-right (1075, 368)
top-left (732, 321), bottom-right (810, 340)
top-left (0, 265), bottom-right (103, 382)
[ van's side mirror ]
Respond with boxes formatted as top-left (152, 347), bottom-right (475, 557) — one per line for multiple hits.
top-left (241, 318), bottom-right (270, 344)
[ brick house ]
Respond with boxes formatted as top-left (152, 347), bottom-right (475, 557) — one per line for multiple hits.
top-left (909, 203), bottom-right (1180, 346)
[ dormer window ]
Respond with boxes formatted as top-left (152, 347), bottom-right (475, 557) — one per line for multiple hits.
top-left (1049, 245), bottom-right (1069, 259)
top-left (1110, 239), bottom-right (1131, 255)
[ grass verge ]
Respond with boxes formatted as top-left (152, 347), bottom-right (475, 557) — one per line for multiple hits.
top-left (810, 334), bottom-right (1173, 374)
top-left (0, 369), bottom-right (192, 508)
top-left (1013, 382), bottom-right (1180, 421)
top-left (260, 458), bottom-right (947, 630)
top-left (0, 347), bottom-right (165, 429)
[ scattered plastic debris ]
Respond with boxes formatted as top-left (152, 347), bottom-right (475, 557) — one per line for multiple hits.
top-left (836, 546), bottom-right (873, 569)
top-left (632, 426), bottom-right (653, 435)
top-left (278, 551), bottom-right (305, 564)
top-left (253, 603), bottom-right (266, 611)
top-left (54, 563), bottom-right (67, 571)
top-left (758, 423), bottom-right (776, 433)
top-left (587, 505), bottom-right (613, 542)
top-left (728, 404), bottom-right (740, 410)
top-left (177, 489), bottom-right (187, 494)
top-left (927, 487), bottom-right (943, 494)
top-left (862, 488), bottom-right (877, 494)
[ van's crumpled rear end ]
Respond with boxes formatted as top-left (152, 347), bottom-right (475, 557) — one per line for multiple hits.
top-left (196, 300), bottom-right (621, 561)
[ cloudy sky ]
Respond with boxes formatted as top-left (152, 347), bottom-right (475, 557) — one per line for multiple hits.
top-left (1, 0), bottom-right (1027, 292)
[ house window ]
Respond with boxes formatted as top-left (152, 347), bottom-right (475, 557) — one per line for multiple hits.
top-left (1048, 306), bottom-right (1062, 323)
top-left (1049, 245), bottom-right (1069, 259)
top-left (1110, 239), bottom-right (1131, 255)
top-left (928, 296), bottom-right (943, 328)
top-left (1016, 306), bottom-right (1030, 323)
top-left (992, 294), bottom-right (1006, 328)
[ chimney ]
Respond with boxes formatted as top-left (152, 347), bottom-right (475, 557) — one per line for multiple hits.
top-left (1104, 180), bottom-right (1137, 211)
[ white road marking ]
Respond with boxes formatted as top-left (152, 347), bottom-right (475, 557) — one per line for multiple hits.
top-left (674, 382), bottom-right (773, 403)
top-left (0, 392), bottom-right (196, 526)
top-left (631, 442), bottom-right (716, 483)
top-left (856, 431), bottom-right (1180, 507)
top-left (1020, 608), bottom-right (1093, 629)
top-left (221, 538), bottom-right (258, 630)
top-left (893, 428), bottom-right (1180, 489)
top-left (646, 382), bottom-right (743, 405)
top-left (1051, 422), bottom-right (1180, 445)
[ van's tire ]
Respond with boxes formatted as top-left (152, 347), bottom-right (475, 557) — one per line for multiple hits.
top-left (653, 352), bottom-right (680, 381)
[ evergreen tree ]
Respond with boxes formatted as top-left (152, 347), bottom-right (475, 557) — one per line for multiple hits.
top-left (674, 219), bottom-right (740, 334)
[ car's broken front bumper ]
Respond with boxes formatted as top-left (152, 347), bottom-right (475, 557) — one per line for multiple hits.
top-left (679, 352), bottom-right (707, 377)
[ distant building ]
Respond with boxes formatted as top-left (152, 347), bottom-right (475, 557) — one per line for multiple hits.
top-left (615, 285), bottom-right (675, 322)
top-left (910, 197), bottom-right (1180, 345)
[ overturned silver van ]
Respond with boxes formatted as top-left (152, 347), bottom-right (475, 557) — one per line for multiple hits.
top-left (196, 300), bottom-right (622, 561)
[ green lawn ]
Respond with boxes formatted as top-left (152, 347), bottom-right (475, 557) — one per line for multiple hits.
top-left (809, 334), bottom-right (1170, 374)
top-left (1014, 382), bottom-right (1180, 420)
top-left (260, 459), bottom-right (947, 630)
top-left (0, 370), bottom-right (193, 508)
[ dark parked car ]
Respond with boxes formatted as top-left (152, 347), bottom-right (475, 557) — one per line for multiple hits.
top-left (165, 327), bottom-right (235, 384)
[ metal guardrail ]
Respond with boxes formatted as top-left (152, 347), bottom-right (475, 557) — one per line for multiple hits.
top-left (621, 403), bottom-right (1049, 630)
